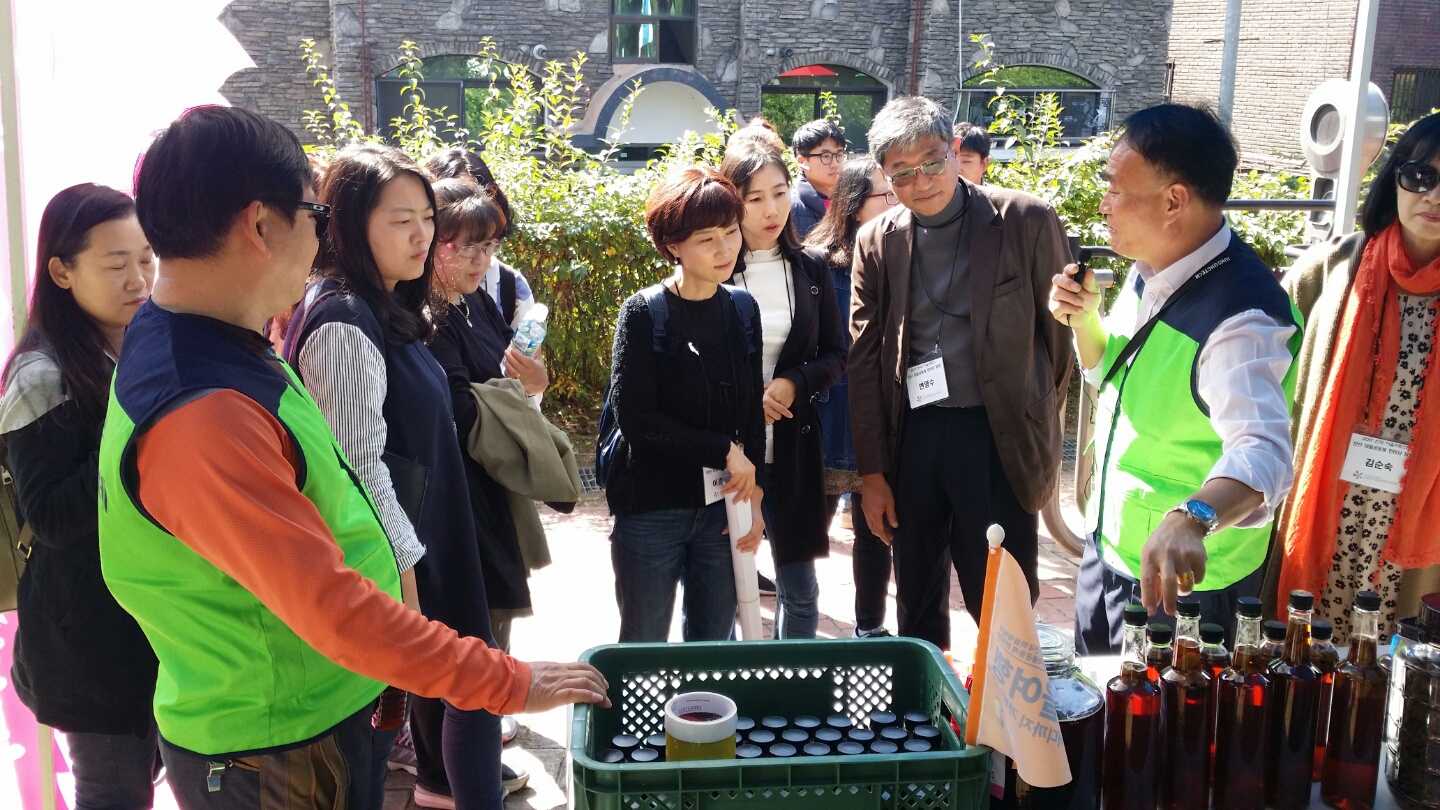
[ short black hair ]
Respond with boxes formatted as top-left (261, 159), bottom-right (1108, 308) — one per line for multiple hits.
top-left (952, 121), bottom-right (991, 158)
top-left (1118, 104), bottom-right (1238, 208)
top-left (1361, 111), bottom-right (1440, 238)
top-left (134, 105), bottom-right (311, 259)
top-left (792, 119), bottom-right (847, 157)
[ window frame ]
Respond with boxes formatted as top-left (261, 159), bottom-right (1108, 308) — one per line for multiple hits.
top-left (1391, 67), bottom-right (1440, 124)
top-left (956, 86), bottom-right (1114, 144)
top-left (610, 0), bottom-right (698, 65)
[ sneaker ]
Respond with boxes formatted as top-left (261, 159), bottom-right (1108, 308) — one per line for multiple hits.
top-left (757, 572), bottom-right (777, 596)
top-left (387, 727), bottom-right (418, 776)
top-left (840, 509), bottom-right (853, 531)
top-left (503, 763), bottom-right (530, 796)
top-left (854, 626), bottom-right (892, 638)
top-left (501, 715), bottom-right (520, 744)
top-left (413, 784), bottom-right (455, 810)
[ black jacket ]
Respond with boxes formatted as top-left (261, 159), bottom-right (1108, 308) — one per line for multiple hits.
top-left (3, 352), bottom-right (156, 736)
top-left (604, 285), bottom-right (766, 516)
top-left (733, 246), bottom-right (848, 566)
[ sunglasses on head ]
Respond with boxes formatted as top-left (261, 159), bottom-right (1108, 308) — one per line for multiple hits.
top-left (1397, 162), bottom-right (1439, 195)
top-left (297, 201), bottom-right (332, 238)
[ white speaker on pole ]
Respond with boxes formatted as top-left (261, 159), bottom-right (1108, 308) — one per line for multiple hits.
top-left (1299, 79), bottom-right (1389, 240)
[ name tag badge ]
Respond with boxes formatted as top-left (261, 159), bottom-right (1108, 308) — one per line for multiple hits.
top-left (906, 353), bottom-right (949, 408)
top-left (703, 467), bottom-right (729, 505)
top-left (1339, 432), bottom-right (1409, 494)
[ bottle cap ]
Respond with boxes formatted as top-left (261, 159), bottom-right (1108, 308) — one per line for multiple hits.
top-left (881, 726), bottom-right (910, 742)
top-left (868, 710), bottom-right (897, 729)
top-left (1236, 596), bottom-right (1263, 619)
top-left (1123, 604), bottom-right (1148, 627)
top-left (1200, 623), bottom-right (1225, 644)
top-left (1147, 623), bottom-right (1173, 644)
top-left (902, 710), bottom-right (931, 730)
top-left (913, 724), bottom-right (941, 741)
top-left (1176, 595), bottom-right (1202, 618)
top-left (803, 742), bottom-right (832, 757)
top-left (596, 748), bottom-right (625, 764)
top-left (768, 742), bottom-right (796, 758)
top-left (815, 728), bottom-right (843, 744)
top-left (837, 741), bottom-right (866, 755)
top-left (735, 744), bottom-right (763, 759)
top-left (747, 729), bottom-right (776, 746)
top-left (847, 728), bottom-right (876, 743)
top-left (870, 740), bottom-right (899, 754)
top-left (735, 716), bottom-right (756, 733)
top-left (1421, 593), bottom-right (1440, 641)
top-left (1288, 590), bottom-right (1315, 611)
top-left (904, 738), bottom-right (933, 753)
top-left (630, 747), bottom-right (660, 763)
top-left (782, 728), bottom-right (809, 745)
top-left (1263, 620), bottom-right (1288, 642)
top-left (1355, 591), bottom-right (1382, 612)
top-left (1312, 620), bottom-right (1334, 641)
top-left (794, 715), bottom-right (821, 730)
top-left (761, 716), bottom-right (788, 731)
top-left (825, 714), bottom-right (854, 731)
top-left (612, 734), bottom-right (640, 751)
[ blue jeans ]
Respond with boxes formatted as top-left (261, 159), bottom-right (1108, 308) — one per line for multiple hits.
top-left (759, 472), bottom-right (819, 639)
top-left (66, 722), bottom-right (160, 810)
top-left (611, 504), bottom-right (736, 642)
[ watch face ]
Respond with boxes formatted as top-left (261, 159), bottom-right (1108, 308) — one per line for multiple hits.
top-left (1187, 501), bottom-right (1217, 523)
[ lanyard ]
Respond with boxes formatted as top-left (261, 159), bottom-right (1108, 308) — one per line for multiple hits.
top-left (1100, 250), bottom-right (1234, 389)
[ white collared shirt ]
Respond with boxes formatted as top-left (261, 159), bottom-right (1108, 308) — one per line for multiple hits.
top-left (1082, 222), bottom-right (1297, 527)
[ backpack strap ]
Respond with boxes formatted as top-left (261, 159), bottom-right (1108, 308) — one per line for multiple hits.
top-left (641, 284), bottom-right (670, 353)
top-left (724, 285), bottom-right (757, 354)
top-left (500, 267), bottom-right (518, 326)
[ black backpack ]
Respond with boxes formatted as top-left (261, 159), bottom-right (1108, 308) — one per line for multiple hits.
top-left (595, 284), bottom-right (756, 488)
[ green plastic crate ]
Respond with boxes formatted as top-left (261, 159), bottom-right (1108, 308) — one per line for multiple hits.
top-left (569, 637), bottom-right (991, 810)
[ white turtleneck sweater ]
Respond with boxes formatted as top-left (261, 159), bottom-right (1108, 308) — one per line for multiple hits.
top-left (732, 245), bottom-right (794, 463)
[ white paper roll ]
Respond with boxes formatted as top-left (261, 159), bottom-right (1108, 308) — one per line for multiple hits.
top-left (726, 492), bottom-right (763, 640)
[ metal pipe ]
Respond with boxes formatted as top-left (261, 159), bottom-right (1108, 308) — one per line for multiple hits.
top-left (1218, 0), bottom-right (1241, 126)
top-left (360, 0), bottom-right (372, 134)
top-left (1221, 198), bottom-right (1337, 211)
top-left (909, 0), bottom-right (922, 95)
top-left (0, 0), bottom-right (27, 343)
top-left (1334, 0), bottom-right (1380, 237)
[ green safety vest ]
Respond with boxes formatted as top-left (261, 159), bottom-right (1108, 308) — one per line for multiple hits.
top-left (1088, 237), bottom-right (1302, 591)
top-left (98, 304), bottom-right (401, 756)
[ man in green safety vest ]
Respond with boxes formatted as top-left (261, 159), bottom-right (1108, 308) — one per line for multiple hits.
top-left (97, 105), bottom-right (609, 810)
top-left (1049, 104), bottom-right (1302, 654)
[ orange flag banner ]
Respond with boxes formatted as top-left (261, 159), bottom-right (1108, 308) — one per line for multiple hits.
top-left (964, 525), bottom-right (1071, 789)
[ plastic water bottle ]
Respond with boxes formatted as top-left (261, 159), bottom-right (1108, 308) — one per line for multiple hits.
top-left (511, 303), bottom-right (549, 358)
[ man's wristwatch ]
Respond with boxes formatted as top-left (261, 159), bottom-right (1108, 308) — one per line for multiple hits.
top-left (1169, 500), bottom-right (1219, 536)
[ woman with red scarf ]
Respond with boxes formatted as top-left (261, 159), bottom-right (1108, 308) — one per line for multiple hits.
top-left (1266, 112), bottom-right (1440, 644)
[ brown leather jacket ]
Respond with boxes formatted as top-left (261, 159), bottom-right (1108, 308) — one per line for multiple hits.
top-left (847, 180), bottom-right (1074, 514)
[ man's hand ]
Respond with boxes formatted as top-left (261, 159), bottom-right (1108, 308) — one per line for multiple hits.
top-left (762, 378), bottom-right (797, 425)
top-left (1139, 513), bottom-right (1209, 616)
top-left (1048, 263), bottom-right (1101, 324)
top-left (861, 473), bottom-right (898, 546)
top-left (523, 662), bottom-right (612, 713)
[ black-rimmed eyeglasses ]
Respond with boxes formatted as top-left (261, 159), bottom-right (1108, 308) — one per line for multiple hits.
top-left (1398, 162), bottom-right (1439, 195)
top-left (297, 201), bottom-right (332, 238)
top-left (803, 150), bottom-right (847, 166)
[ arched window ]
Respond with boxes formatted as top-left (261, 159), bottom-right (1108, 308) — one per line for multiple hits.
top-left (376, 55), bottom-right (536, 143)
top-left (959, 66), bottom-right (1110, 141)
top-left (760, 65), bottom-right (888, 152)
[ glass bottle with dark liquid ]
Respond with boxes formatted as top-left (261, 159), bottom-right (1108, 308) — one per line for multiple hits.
top-left (1213, 596), bottom-right (1270, 810)
top-left (1386, 593), bottom-right (1440, 809)
top-left (1159, 596), bottom-right (1213, 810)
top-left (1147, 623), bottom-right (1174, 682)
top-left (1006, 624), bottom-right (1104, 810)
top-left (1199, 622), bottom-right (1230, 760)
top-left (1103, 604), bottom-right (1159, 810)
top-left (1266, 590), bottom-right (1323, 810)
top-left (1321, 590), bottom-right (1387, 810)
top-left (1311, 619), bottom-right (1340, 780)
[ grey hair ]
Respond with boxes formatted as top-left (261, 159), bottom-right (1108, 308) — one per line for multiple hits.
top-left (867, 96), bottom-right (954, 167)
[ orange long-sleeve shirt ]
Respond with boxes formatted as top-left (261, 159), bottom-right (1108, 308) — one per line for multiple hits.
top-left (136, 388), bottom-right (530, 715)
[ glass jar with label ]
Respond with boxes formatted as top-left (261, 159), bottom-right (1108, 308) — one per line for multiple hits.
top-left (1003, 624), bottom-right (1104, 810)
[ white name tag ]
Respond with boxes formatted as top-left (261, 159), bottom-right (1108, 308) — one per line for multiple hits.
top-left (1339, 433), bottom-right (1410, 494)
top-left (703, 467), bottom-right (729, 505)
top-left (906, 356), bottom-right (949, 408)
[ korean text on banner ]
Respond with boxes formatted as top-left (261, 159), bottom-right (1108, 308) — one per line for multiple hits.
top-left (964, 526), bottom-right (1070, 789)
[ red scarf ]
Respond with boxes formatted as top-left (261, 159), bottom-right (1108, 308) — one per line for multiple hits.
top-left (1280, 223), bottom-right (1440, 603)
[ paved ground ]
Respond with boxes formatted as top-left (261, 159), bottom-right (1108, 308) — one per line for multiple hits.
top-left (383, 496), bottom-right (1082, 810)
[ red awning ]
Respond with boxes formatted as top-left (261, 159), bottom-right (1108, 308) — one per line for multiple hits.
top-left (779, 65), bottom-right (838, 78)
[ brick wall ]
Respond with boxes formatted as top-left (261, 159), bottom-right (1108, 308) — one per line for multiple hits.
top-left (216, 0), bottom-right (1170, 144)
